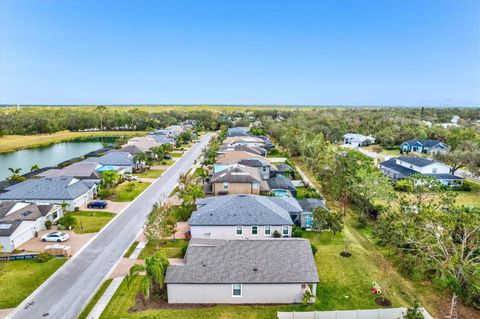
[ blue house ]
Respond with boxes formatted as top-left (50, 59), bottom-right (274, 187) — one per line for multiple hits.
top-left (400, 139), bottom-right (449, 154)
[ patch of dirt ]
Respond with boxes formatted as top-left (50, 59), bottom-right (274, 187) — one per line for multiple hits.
top-left (340, 251), bottom-right (352, 257)
top-left (129, 292), bottom-right (215, 312)
top-left (374, 297), bottom-right (392, 307)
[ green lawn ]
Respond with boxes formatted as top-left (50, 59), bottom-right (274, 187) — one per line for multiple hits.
top-left (138, 239), bottom-right (187, 259)
top-left (135, 169), bottom-right (164, 178)
top-left (0, 259), bottom-right (66, 308)
top-left (124, 241), bottom-right (140, 258)
top-left (72, 211), bottom-right (115, 234)
top-left (455, 179), bottom-right (480, 207)
top-left (171, 152), bottom-right (183, 158)
top-left (194, 167), bottom-right (206, 177)
top-left (78, 279), bottom-right (113, 319)
top-left (113, 181), bottom-right (151, 202)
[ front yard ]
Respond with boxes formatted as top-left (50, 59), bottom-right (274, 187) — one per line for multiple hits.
top-left (138, 239), bottom-right (187, 259)
top-left (72, 211), bottom-right (115, 234)
top-left (112, 181), bottom-right (151, 202)
top-left (0, 258), bottom-right (66, 308)
top-left (135, 169), bottom-right (164, 178)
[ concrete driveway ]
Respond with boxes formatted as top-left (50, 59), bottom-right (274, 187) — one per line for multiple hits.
top-left (9, 133), bottom-right (213, 319)
top-left (79, 200), bottom-right (129, 214)
top-left (18, 229), bottom-right (95, 255)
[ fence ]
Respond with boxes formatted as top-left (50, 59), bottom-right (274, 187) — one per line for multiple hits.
top-left (277, 308), bottom-right (433, 319)
top-left (0, 253), bottom-right (38, 261)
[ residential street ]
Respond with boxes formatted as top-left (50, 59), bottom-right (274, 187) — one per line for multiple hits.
top-left (8, 133), bottom-right (213, 319)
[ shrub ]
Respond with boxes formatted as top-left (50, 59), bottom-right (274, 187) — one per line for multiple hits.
top-left (292, 226), bottom-right (303, 238)
top-left (57, 213), bottom-right (77, 229)
top-left (456, 183), bottom-right (472, 192)
top-left (37, 252), bottom-right (52, 263)
top-left (310, 244), bottom-right (317, 256)
top-left (273, 230), bottom-right (282, 238)
top-left (97, 189), bottom-right (113, 199)
top-left (394, 179), bottom-right (413, 192)
top-left (44, 220), bottom-right (52, 230)
top-left (181, 245), bottom-right (188, 257)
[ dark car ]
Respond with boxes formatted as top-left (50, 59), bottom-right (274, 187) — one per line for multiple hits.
top-left (87, 200), bottom-right (108, 209)
top-left (163, 155), bottom-right (172, 160)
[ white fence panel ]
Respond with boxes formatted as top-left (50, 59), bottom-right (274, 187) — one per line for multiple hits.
top-left (277, 308), bottom-right (433, 319)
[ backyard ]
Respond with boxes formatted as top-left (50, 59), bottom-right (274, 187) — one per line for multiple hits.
top-left (72, 211), bottom-right (116, 234)
top-left (0, 258), bottom-right (66, 308)
top-left (112, 181), bottom-right (151, 202)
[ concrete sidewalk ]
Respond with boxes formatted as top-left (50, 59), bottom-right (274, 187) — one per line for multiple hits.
top-left (84, 276), bottom-right (124, 319)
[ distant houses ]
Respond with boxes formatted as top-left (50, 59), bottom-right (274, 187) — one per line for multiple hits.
top-left (400, 139), bottom-right (449, 155)
top-left (165, 238), bottom-right (319, 304)
top-left (343, 133), bottom-right (376, 147)
top-left (379, 156), bottom-right (463, 186)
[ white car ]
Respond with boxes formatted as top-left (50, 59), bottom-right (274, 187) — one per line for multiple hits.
top-left (41, 232), bottom-right (70, 242)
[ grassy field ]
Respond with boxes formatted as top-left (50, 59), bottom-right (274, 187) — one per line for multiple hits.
top-left (113, 181), bottom-right (151, 202)
top-left (135, 169), bottom-right (164, 178)
top-left (0, 131), bottom-right (146, 153)
top-left (170, 152), bottom-right (183, 158)
top-left (455, 179), bottom-right (480, 207)
top-left (77, 279), bottom-right (113, 319)
top-left (72, 211), bottom-right (115, 234)
top-left (138, 239), bottom-right (187, 259)
top-left (0, 258), bottom-right (66, 308)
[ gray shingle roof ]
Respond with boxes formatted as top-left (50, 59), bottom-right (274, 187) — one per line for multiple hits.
top-left (298, 199), bottom-right (328, 212)
top-left (267, 177), bottom-right (296, 192)
top-left (379, 158), bottom-right (417, 178)
top-left (83, 151), bottom-right (133, 166)
top-left (424, 173), bottom-right (463, 180)
top-left (165, 238), bottom-right (319, 284)
top-left (189, 195), bottom-right (293, 226)
top-left (0, 202), bottom-right (57, 236)
top-left (38, 162), bottom-right (100, 180)
top-left (0, 177), bottom-right (92, 200)
top-left (396, 156), bottom-right (435, 167)
top-left (210, 166), bottom-right (261, 183)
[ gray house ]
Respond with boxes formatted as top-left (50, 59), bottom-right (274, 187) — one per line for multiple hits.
top-left (165, 238), bottom-right (319, 304)
top-left (0, 202), bottom-right (63, 252)
top-left (37, 162), bottom-right (101, 182)
top-left (190, 195), bottom-right (294, 239)
top-left (0, 177), bottom-right (95, 210)
top-left (83, 151), bottom-right (134, 173)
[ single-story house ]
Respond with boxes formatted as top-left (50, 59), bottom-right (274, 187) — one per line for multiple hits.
top-left (0, 176), bottom-right (96, 210)
top-left (37, 162), bottom-right (102, 182)
top-left (209, 165), bottom-right (268, 195)
top-left (165, 238), bottom-right (319, 304)
top-left (227, 127), bottom-right (250, 137)
top-left (215, 151), bottom-right (267, 166)
top-left (298, 198), bottom-right (328, 230)
top-left (218, 145), bottom-right (267, 157)
top-left (267, 176), bottom-right (297, 197)
top-left (400, 139), bottom-right (449, 154)
top-left (83, 151), bottom-right (134, 173)
top-left (379, 156), bottom-right (463, 186)
top-left (0, 201), bottom-right (63, 252)
top-left (343, 133), bottom-right (375, 147)
top-left (189, 194), bottom-right (294, 239)
top-left (149, 134), bottom-right (176, 145)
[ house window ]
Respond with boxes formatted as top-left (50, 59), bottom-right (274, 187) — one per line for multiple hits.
top-left (252, 226), bottom-right (258, 235)
top-left (53, 211), bottom-right (58, 220)
top-left (262, 167), bottom-right (267, 172)
top-left (252, 182), bottom-right (259, 189)
top-left (232, 284), bottom-right (242, 297)
top-left (282, 226), bottom-right (289, 236)
top-left (236, 226), bottom-right (243, 236)
top-left (223, 182), bottom-right (229, 190)
top-left (264, 226), bottom-right (271, 235)
top-left (432, 168), bottom-right (437, 173)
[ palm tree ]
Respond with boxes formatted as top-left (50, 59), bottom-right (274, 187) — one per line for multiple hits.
top-left (96, 105), bottom-right (107, 130)
top-left (7, 167), bottom-right (24, 181)
top-left (126, 252), bottom-right (168, 301)
top-left (101, 170), bottom-right (119, 190)
top-left (30, 164), bottom-right (40, 172)
top-left (133, 152), bottom-right (149, 170)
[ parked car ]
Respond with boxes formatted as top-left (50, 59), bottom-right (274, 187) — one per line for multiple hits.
top-left (41, 232), bottom-right (70, 242)
top-left (87, 200), bottom-right (108, 209)
top-left (164, 155), bottom-right (172, 160)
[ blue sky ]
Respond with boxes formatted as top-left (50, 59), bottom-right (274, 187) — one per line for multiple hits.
top-left (1, 0), bottom-right (479, 106)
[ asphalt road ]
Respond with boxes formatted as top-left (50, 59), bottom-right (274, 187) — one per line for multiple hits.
top-left (9, 133), bottom-right (213, 319)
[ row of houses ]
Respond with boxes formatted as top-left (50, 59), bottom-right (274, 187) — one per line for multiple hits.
top-left (165, 127), bottom-right (321, 304)
top-left (0, 124), bottom-right (194, 252)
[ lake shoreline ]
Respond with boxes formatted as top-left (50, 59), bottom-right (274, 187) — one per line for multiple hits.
top-left (0, 131), bottom-right (146, 154)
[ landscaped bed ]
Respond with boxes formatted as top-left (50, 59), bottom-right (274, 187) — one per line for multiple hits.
top-left (0, 258), bottom-right (66, 308)
top-left (138, 239), bottom-right (187, 259)
top-left (112, 181), bottom-right (151, 202)
top-left (72, 211), bottom-right (115, 234)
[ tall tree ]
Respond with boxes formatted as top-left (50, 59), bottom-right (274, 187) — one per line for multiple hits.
top-left (96, 105), bottom-right (107, 130)
top-left (144, 204), bottom-right (176, 249)
top-left (434, 141), bottom-right (480, 175)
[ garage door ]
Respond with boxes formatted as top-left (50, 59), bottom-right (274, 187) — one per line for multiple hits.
top-left (12, 227), bottom-right (35, 249)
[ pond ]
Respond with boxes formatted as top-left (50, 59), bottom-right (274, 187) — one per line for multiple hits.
top-left (0, 141), bottom-right (105, 181)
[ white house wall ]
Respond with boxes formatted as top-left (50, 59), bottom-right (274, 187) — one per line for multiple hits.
top-left (167, 283), bottom-right (304, 304)
top-left (190, 225), bottom-right (292, 239)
